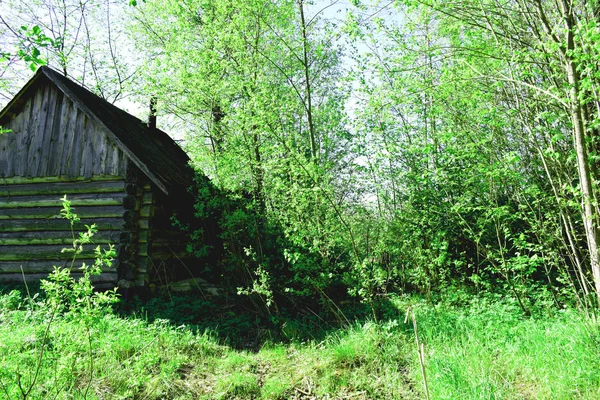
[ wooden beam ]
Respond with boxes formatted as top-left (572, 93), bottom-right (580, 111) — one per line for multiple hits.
top-left (0, 180), bottom-right (125, 197)
top-left (0, 259), bottom-right (99, 273)
top-left (0, 244), bottom-right (114, 261)
top-left (0, 233), bottom-right (120, 245)
top-left (0, 218), bottom-right (124, 232)
top-left (0, 271), bottom-right (117, 283)
top-left (142, 193), bottom-right (153, 205)
top-left (0, 205), bottom-right (125, 220)
top-left (0, 175), bottom-right (123, 185)
top-left (0, 193), bottom-right (126, 209)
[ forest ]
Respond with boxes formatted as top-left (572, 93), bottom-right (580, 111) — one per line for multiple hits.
top-left (1, 0), bottom-right (600, 398)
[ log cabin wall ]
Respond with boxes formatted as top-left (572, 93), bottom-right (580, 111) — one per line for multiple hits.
top-left (0, 177), bottom-right (127, 289)
top-left (119, 173), bottom-right (194, 289)
top-left (0, 83), bottom-right (135, 289)
top-left (117, 165), bottom-right (154, 289)
top-left (136, 180), bottom-right (154, 287)
top-left (145, 189), bottom-right (194, 286)
top-left (0, 67), bottom-right (200, 292)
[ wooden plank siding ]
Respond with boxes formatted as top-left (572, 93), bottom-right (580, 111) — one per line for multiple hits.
top-left (0, 83), bottom-right (127, 179)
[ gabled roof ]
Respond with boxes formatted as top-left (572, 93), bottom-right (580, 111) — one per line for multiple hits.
top-left (0, 66), bottom-right (192, 196)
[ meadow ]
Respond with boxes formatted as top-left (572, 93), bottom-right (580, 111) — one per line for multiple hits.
top-left (1, 287), bottom-right (598, 400)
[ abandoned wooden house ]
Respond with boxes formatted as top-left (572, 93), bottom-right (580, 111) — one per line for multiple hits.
top-left (0, 66), bottom-right (198, 291)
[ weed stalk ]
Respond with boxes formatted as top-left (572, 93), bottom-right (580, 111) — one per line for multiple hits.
top-left (406, 308), bottom-right (430, 400)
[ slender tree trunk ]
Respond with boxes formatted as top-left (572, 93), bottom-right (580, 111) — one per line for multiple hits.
top-left (562, 0), bottom-right (600, 306)
top-left (298, 0), bottom-right (318, 162)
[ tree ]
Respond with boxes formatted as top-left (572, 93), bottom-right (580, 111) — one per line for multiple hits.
top-left (0, 0), bottom-right (138, 104)
top-left (337, 0), bottom-right (600, 311)
top-left (408, 0), bottom-right (600, 306)
top-left (132, 0), bottom-right (358, 309)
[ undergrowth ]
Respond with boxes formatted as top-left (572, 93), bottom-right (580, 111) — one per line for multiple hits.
top-left (1, 198), bottom-right (599, 399)
top-left (1, 288), bottom-right (600, 399)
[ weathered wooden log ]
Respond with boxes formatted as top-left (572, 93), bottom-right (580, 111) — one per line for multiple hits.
top-left (0, 205), bottom-right (125, 220)
top-left (0, 272), bottom-right (118, 283)
top-left (140, 205), bottom-right (152, 218)
top-left (0, 193), bottom-right (126, 209)
top-left (122, 195), bottom-right (138, 210)
top-left (137, 258), bottom-right (149, 275)
top-left (142, 193), bottom-right (153, 205)
top-left (0, 230), bottom-right (120, 240)
top-left (0, 258), bottom-right (114, 273)
top-left (0, 180), bottom-right (125, 197)
top-left (137, 246), bottom-right (149, 257)
top-left (0, 244), bottom-right (112, 261)
top-left (0, 230), bottom-right (121, 245)
top-left (0, 218), bottom-right (125, 232)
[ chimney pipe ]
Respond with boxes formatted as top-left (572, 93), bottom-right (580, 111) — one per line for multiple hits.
top-left (148, 97), bottom-right (157, 129)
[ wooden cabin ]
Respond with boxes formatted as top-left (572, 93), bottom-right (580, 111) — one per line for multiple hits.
top-left (0, 66), bottom-right (197, 291)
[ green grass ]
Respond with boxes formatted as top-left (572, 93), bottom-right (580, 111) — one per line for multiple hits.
top-left (408, 297), bottom-right (600, 399)
top-left (1, 290), bottom-right (599, 399)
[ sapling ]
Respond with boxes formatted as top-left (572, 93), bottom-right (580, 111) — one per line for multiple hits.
top-left (14, 195), bottom-right (118, 399)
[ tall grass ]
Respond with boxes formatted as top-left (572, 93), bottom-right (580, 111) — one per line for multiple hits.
top-left (409, 297), bottom-right (600, 399)
top-left (1, 289), bottom-right (599, 399)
